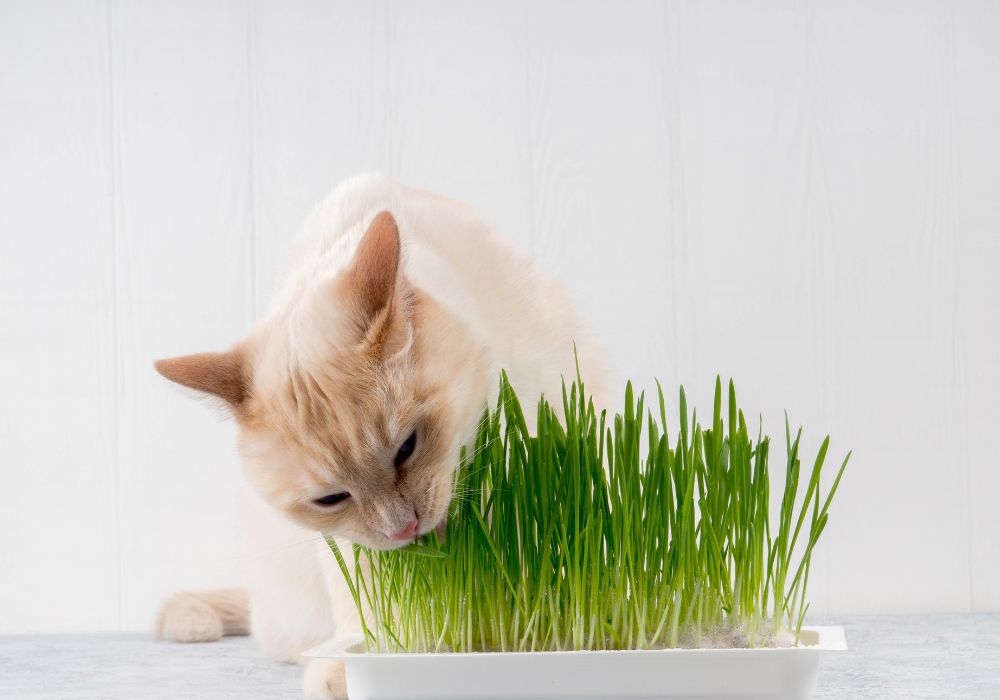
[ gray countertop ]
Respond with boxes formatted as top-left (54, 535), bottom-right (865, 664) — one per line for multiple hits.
top-left (2, 614), bottom-right (997, 699)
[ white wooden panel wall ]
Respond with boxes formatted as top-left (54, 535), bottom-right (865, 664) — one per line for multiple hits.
top-left (111, 0), bottom-right (254, 632)
top-left (0, 0), bottom-right (119, 632)
top-left (0, 0), bottom-right (998, 633)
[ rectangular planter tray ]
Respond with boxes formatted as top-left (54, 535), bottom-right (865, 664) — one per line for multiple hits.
top-left (306, 626), bottom-right (846, 700)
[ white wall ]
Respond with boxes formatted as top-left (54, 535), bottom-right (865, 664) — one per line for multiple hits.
top-left (1, 0), bottom-right (998, 633)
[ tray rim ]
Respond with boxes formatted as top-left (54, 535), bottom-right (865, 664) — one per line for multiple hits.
top-left (305, 625), bottom-right (847, 659)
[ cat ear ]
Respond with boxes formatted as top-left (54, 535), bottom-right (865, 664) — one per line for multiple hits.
top-left (154, 350), bottom-right (248, 408)
top-left (345, 211), bottom-right (412, 357)
top-left (348, 211), bottom-right (401, 321)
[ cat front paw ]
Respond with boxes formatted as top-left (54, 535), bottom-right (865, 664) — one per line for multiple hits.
top-left (303, 658), bottom-right (348, 700)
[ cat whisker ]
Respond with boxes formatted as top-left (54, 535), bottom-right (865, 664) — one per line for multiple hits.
top-left (230, 532), bottom-right (328, 567)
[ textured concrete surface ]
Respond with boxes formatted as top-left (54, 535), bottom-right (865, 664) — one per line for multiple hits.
top-left (1, 614), bottom-right (997, 699)
top-left (815, 614), bottom-right (1000, 699)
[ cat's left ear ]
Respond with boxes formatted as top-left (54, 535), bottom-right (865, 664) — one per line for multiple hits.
top-left (348, 211), bottom-right (401, 319)
top-left (154, 349), bottom-right (249, 409)
top-left (345, 211), bottom-right (412, 357)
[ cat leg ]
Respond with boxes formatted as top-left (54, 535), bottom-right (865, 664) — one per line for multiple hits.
top-left (237, 486), bottom-right (337, 663)
top-left (301, 536), bottom-right (372, 700)
top-left (237, 490), bottom-right (360, 699)
top-left (303, 658), bottom-right (347, 700)
top-left (319, 536), bottom-right (369, 639)
top-left (155, 588), bottom-right (249, 643)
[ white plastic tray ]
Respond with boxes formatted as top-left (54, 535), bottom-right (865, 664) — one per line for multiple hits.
top-left (306, 626), bottom-right (846, 700)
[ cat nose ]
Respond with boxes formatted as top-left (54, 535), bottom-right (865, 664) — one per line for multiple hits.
top-left (390, 515), bottom-right (419, 541)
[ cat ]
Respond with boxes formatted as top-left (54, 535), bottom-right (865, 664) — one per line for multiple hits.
top-left (154, 173), bottom-right (608, 699)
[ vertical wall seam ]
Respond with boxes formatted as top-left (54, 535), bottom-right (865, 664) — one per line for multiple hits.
top-left (105, 0), bottom-right (124, 631)
top-left (803, 0), bottom-right (833, 620)
top-left (928, 0), bottom-right (969, 614)
top-left (677, 3), bottom-right (699, 383)
top-left (245, 0), bottom-right (258, 321)
top-left (383, 0), bottom-right (394, 176)
top-left (660, 1), bottom-right (675, 383)
top-left (522, 0), bottom-right (537, 257)
top-left (945, 1), bottom-right (971, 614)
top-left (942, 1), bottom-right (972, 615)
top-left (659, 1), bottom-right (684, 385)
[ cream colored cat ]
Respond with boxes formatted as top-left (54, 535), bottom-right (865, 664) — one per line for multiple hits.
top-left (154, 173), bottom-right (607, 699)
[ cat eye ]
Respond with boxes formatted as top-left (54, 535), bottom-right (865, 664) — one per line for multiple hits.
top-left (313, 492), bottom-right (350, 507)
top-left (394, 430), bottom-right (418, 468)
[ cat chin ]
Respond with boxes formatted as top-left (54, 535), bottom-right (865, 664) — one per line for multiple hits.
top-left (416, 506), bottom-right (449, 539)
top-left (434, 515), bottom-right (448, 540)
top-left (372, 537), bottom-right (417, 551)
top-left (331, 531), bottom-right (413, 551)
top-left (337, 515), bottom-right (447, 551)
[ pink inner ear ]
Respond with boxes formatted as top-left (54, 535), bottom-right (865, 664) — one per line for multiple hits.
top-left (154, 350), bottom-right (247, 407)
top-left (349, 211), bottom-right (401, 320)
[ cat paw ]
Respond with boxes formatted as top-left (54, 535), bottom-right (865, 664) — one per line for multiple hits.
top-left (155, 593), bottom-right (223, 643)
top-left (303, 659), bottom-right (348, 700)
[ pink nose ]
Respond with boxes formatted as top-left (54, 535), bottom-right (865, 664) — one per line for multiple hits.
top-left (390, 515), bottom-right (419, 542)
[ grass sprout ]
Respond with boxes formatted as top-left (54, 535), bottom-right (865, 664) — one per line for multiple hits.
top-left (328, 371), bottom-right (849, 653)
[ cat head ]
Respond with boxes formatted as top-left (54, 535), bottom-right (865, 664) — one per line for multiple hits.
top-left (155, 211), bottom-right (487, 549)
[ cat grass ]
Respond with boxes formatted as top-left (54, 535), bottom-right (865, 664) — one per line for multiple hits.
top-left (327, 370), bottom-right (849, 654)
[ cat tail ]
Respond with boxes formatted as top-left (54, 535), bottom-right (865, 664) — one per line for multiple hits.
top-left (155, 588), bottom-right (250, 643)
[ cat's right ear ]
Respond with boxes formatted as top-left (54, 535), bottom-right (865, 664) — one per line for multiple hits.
top-left (154, 350), bottom-right (248, 409)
